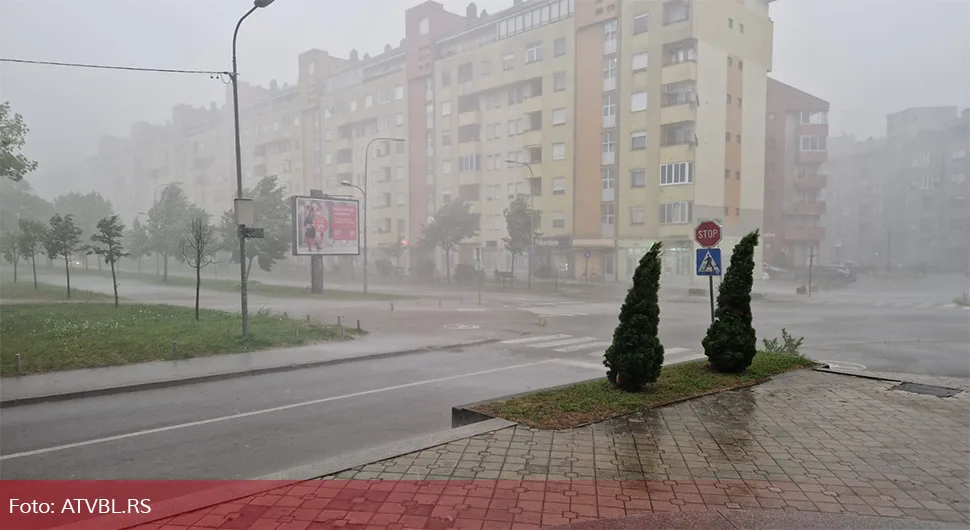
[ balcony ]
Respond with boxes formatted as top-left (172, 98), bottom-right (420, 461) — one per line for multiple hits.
top-left (660, 99), bottom-right (697, 125)
top-left (458, 110), bottom-right (481, 127)
top-left (793, 174), bottom-right (828, 191)
top-left (661, 60), bottom-right (697, 85)
top-left (784, 226), bottom-right (825, 242)
top-left (790, 202), bottom-right (827, 216)
top-left (797, 149), bottom-right (828, 164)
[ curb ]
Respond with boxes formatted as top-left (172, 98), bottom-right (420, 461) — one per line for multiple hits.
top-left (0, 338), bottom-right (500, 408)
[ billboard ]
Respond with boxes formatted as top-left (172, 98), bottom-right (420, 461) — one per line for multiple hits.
top-left (290, 195), bottom-right (360, 256)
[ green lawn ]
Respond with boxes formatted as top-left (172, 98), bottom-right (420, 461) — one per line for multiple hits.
top-left (0, 279), bottom-right (113, 302)
top-left (475, 352), bottom-right (816, 429)
top-left (0, 302), bottom-right (358, 375)
top-left (59, 267), bottom-right (404, 301)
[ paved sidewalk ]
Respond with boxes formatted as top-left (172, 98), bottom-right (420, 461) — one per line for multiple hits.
top-left (0, 333), bottom-right (496, 404)
top-left (131, 369), bottom-right (969, 529)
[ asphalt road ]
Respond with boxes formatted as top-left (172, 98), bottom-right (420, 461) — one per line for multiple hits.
top-left (2, 272), bottom-right (966, 479)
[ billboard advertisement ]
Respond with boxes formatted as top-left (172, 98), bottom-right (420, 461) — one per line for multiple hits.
top-left (291, 195), bottom-right (360, 256)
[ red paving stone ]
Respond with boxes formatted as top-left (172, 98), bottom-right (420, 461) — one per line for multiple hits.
top-left (127, 479), bottom-right (969, 529)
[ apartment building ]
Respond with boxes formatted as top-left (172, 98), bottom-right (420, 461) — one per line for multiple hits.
top-left (822, 107), bottom-right (969, 270)
top-left (763, 78), bottom-right (828, 267)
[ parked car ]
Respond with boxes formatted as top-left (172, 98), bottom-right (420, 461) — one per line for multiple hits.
top-left (794, 264), bottom-right (856, 288)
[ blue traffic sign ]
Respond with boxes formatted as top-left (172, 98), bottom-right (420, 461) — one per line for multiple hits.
top-left (584, 249), bottom-right (591, 259)
top-left (696, 248), bottom-right (722, 276)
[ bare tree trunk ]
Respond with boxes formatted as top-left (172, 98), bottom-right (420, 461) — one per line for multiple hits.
top-left (12, 258), bottom-right (16, 283)
top-left (195, 266), bottom-right (201, 321)
top-left (64, 256), bottom-right (72, 299)
top-left (510, 253), bottom-right (516, 289)
top-left (163, 254), bottom-right (169, 282)
top-left (110, 261), bottom-right (119, 308)
top-left (445, 250), bottom-right (451, 284)
top-left (31, 255), bottom-right (37, 290)
top-left (98, 255), bottom-right (102, 272)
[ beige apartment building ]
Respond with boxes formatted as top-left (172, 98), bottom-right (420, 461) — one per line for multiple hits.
top-left (82, 0), bottom-right (776, 281)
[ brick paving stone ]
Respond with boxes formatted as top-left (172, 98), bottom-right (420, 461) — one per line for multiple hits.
top-left (135, 371), bottom-right (967, 529)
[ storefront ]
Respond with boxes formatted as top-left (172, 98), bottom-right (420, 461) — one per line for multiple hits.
top-left (533, 236), bottom-right (573, 278)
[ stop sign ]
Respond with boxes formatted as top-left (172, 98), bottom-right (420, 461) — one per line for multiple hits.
top-left (694, 220), bottom-right (722, 248)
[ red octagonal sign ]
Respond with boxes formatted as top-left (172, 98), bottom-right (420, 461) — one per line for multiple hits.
top-left (694, 220), bottom-right (722, 248)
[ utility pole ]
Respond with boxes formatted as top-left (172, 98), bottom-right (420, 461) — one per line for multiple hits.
top-left (505, 160), bottom-right (535, 289)
top-left (808, 245), bottom-right (815, 298)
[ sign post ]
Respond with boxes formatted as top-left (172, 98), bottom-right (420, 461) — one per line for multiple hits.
top-left (584, 249), bottom-right (591, 285)
top-left (695, 220), bottom-right (723, 323)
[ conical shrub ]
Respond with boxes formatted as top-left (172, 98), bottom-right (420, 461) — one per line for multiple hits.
top-left (604, 241), bottom-right (664, 391)
top-left (702, 230), bottom-right (759, 373)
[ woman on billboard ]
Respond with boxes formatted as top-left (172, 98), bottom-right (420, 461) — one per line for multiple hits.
top-left (312, 200), bottom-right (332, 251)
top-left (302, 202), bottom-right (317, 252)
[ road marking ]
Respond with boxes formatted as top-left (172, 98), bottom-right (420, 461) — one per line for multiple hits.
top-left (500, 334), bottom-right (571, 345)
top-left (556, 341), bottom-right (611, 353)
top-left (0, 359), bottom-right (559, 462)
top-left (530, 337), bottom-right (598, 349)
top-left (553, 359), bottom-right (605, 371)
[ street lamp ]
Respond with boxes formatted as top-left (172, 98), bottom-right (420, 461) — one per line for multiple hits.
top-left (340, 180), bottom-right (367, 293)
top-left (150, 181), bottom-right (182, 276)
top-left (357, 137), bottom-right (405, 294)
top-left (230, 0), bottom-right (275, 338)
top-left (506, 160), bottom-right (536, 289)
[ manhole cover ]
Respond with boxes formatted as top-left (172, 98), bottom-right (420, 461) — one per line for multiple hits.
top-left (892, 382), bottom-right (962, 398)
top-left (818, 360), bottom-right (867, 371)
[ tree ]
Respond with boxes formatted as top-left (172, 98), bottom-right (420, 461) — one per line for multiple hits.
top-left (702, 230), bottom-right (760, 373)
top-left (18, 218), bottom-right (47, 290)
top-left (420, 200), bottom-right (479, 283)
top-left (90, 215), bottom-right (129, 308)
top-left (53, 191), bottom-right (115, 269)
top-left (603, 242), bottom-right (665, 391)
top-left (0, 178), bottom-right (52, 234)
top-left (217, 176), bottom-right (290, 280)
top-left (147, 184), bottom-right (205, 282)
top-left (43, 214), bottom-right (83, 299)
top-left (180, 218), bottom-right (219, 321)
top-left (381, 236), bottom-right (408, 269)
top-left (0, 102), bottom-right (39, 182)
top-left (502, 195), bottom-right (541, 288)
top-left (1, 229), bottom-right (21, 282)
top-left (127, 217), bottom-right (152, 277)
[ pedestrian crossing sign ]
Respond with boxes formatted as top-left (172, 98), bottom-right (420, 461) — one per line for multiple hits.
top-left (696, 248), bottom-right (722, 276)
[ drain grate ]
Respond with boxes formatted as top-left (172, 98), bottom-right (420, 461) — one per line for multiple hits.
top-left (892, 382), bottom-right (963, 398)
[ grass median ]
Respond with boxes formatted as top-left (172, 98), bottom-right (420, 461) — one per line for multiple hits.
top-left (475, 352), bottom-right (816, 429)
top-left (59, 266), bottom-right (404, 301)
top-left (0, 292), bottom-right (359, 376)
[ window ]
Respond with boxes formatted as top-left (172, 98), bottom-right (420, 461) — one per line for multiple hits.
top-left (365, 95), bottom-right (373, 108)
top-left (507, 120), bottom-right (518, 136)
top-left (442, 159), bottom-right (452, 174)
top-left (631, 131), bottom-right (647, 150)
top-left (503, 53), bottom-right (515, 70)
top-left (659, 201), bottom-right (692, 224)
top-left (553, 72), bottom-right (566, 91)
top-left (396, 112), bottom-right (404, 126)
top-left (441, 129), bottom-right (451, 146)
top-left (552, 177), bottom-right (566, 195)
top-left (526, 41), bottom-right (543, 63)
top-left (954, 149), bottom-right (968, 159)
top-left (552, 107), bottom-right (566, 125)
top-left (350, 99), bottom-right (358, 112)
top-left (799, 135), bottom-right (826, 151)
top-left (441, 101), bottom-right (451, 116)
top-left (442, 70), bottom-right (451, 86)
top-left (739, 23), bottom-right (744, 33)
top-left (554, 38), bottom-right (566, 57)
top-left (630, 207), bottom-right (645, 225)
top-left (396, 193), bottom-right (406, 206)
top-left (660, 161), bottom-right (693, 185)
top-left (602, 131), bottom-right (616, 164)
top-left (601, 204), bottom-right (615, 225)
top-left (458, 154), bottom-right (481, 172)
top-left (736, 134), bottom-right (742, 143)
top-left (395, 86), bottom-right (404, 100)
top-left (632, 52), bottom-right (648, 71)
top-left (324, 153), bottom-right (333, 165)
top-left (737, 97), bottom-right (743, 107)
top-left (735, 171), bottom-right (741, 180)
top-left (630, 169), bottom-right (646, 187)
top-left (799, 111), bottom-right (829, 124)
top-left (633, 13), bottom-right (649, 34)
top-left (603, 57), bottom-right (617, 91)
top-left (378, 89), bottom-right (389, 104)
top-left (602, 94), bottom-right (616, 128)
top-left (480, 60), bottom-right (491, 77)
top-left (631, 91), bottom-right (647, 112)
top-left (419, 17), bottom-right (430, 35)
top-left (728, 18), bottom-right (733, 28)
top-left (603, 19), bottom-right (618, 54)
top-left (552, 211), bottom-right (565, 228)
top-left (552, 143), bottom-right (566, 160)
top-left (738, 60), bottom-right (743, 70)
top-left (726, 94), bottom-right (732, 104)
top-left (396, 167), bottom-right (406, 180)
top-left (377, 115), bottom-right (389, 131)
top-left (457, 62), bottom-right (473, 83)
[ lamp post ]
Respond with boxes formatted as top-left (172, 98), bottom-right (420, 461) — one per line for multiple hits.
top-left (341, 180), bottom-right (367, 293)
top-left (355, 137), bottom-right (405, 294)
top-left (506, 160), bottom-right (535, 289)
top-left (230, 0), bottom-right (275, 338)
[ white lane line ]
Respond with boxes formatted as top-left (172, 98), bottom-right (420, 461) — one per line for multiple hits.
top-left (530, 337), bottom-right (598, 349)
top-left (0, 359), bottom-right (559, 462)
top-left (501, 334), bottom-right (571, 345)
top-left (552, 359), bottom-right (605, 371)
top-left (557, 341), bottom-right (611, 353)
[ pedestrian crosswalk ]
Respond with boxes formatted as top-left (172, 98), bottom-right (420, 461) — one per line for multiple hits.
top-left (512, 303), bottom-right (619, 318)
top-left (499, 334), bottom-right (703, 364)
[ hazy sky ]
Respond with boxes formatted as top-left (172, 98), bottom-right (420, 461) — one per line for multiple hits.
top-left (2, 0), bottom-right (968, 184)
